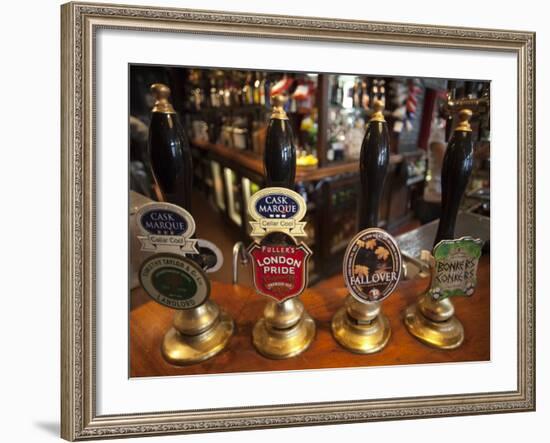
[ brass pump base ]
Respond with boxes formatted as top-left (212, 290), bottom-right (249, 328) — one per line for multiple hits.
top-left (404, 294), bottom-right (464, 350)
top-left (332, 295), bottom-right (391, 354)
top-left (161, 300), bottom-right (234, 365)
top-left (253, 298), bottom-right (316, 359)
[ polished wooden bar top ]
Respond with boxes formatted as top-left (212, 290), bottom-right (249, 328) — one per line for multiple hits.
top-left (130, 256), bottom-right (490, 377)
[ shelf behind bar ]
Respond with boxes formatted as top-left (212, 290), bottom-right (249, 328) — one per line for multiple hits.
top-left (192, 139), bottom-right (404, 183)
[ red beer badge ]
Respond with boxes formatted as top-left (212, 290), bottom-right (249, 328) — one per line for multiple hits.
top-left (248, 233), bottom-right (312, 303)
top-left (343, 228), bottom-right (402, 303)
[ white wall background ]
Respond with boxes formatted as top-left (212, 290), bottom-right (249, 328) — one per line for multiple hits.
top-left (0, 0), bottom-right (546, 442)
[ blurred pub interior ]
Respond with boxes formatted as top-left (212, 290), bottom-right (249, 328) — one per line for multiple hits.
top-left (129, 64), bottom-right (490, 287)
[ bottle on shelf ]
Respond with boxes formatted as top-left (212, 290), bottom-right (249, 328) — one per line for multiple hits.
top-left (259, 72), bottom-right (267, 106)
top-left (253, 72), bottom-right (262, 105)
top-left (223, 77), bottom-right (231, 107)
top-left (353, 77), bottom-right (362, 108)
top-left (361, 78), bottom-right (369, 109)
top-left (209, 76), bottom-right (219, 108)
top-left (330, 76), bottom-right (339, 106)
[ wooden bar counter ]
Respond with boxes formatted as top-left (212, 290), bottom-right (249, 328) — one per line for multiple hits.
top-left (130, 256), bottom-right (490, 377)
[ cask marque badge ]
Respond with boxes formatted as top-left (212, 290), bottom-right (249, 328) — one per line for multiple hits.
top-left (248, 187), bottom-right (307, 238)
top-left (139, 253), bottom-right (210, 310)
top-left (247, 233), bottom-right (312, 303)
top-left (429, 236), bottom-right (483, 300)
top-left (343, 228), bottom-right (402, 304)
top-left (136, 202), bottom-right (199, 254)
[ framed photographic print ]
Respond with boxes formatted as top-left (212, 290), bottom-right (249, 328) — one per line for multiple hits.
top-left (61, 1), bottom-right (536, 440)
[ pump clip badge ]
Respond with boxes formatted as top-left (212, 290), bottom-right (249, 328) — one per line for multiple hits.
top-left (136, 202), bottom-right (199, 255)
top-left (139, 254), bottom-right (210, 310)
top-left (247, 233), bottom-right (312, 303)
top-left (429, 236), bottom-right (483, 300)
top-left (343, 228), bottom-right (402, 304)
top-left (248, 187), bottom-right (307, 238)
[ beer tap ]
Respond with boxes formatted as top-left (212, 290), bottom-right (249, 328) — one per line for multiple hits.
top-left (404, 108), bottom-right (482, 349)
top-left (247, 95), bottom-right (316, 359)
top-left (332, 100), bottom-right (402, 354)
top-left (148, 83), bottom-right (193, 210)
top-left (264, 95), bottom-right (296, 188)
top-left (434, 109), bottom-right (474, 245)
top-left (137, 84), bottom-right (233, 365)
top-left (359, 99), bottom-right (390, 230)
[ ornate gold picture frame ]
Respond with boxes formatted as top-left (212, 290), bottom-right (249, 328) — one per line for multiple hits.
top-left (61, 1), bottom-right (535, 440)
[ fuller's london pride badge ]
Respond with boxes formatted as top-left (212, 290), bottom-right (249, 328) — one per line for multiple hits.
top-left (343, 228), bottom-right (402, 304)
top-left (248, 187), bottom-right (307, 238)
top-left (139, 254), bottom-right (210, 310)
top-left (429, 236), bottom-right (483, 300)
top-left (247, 232), bottom-right (312, 303)
top-left (136, 202), bottom-right (199, 254)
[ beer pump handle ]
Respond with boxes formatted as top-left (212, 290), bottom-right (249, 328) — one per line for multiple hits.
top-left (433, 109), bottom-right (474, 246)
top-left (359, 99), bottom-right (390, 230)
top-left (148, 83), bottom-right (193, 211)
top-left (264, 95), bottom-right (296, 189)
